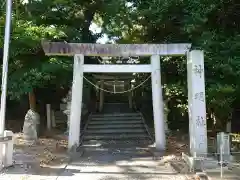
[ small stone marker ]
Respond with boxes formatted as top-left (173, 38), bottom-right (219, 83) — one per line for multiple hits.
top-left (22, 109), bottom-right (40, 141)
top-left (217, 132), bottom-right (230, 163)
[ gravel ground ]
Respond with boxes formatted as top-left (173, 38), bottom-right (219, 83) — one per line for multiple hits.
top-left (0, 132), bottom-right (69, 180)
top-left (0, 132), bottom-right (199, 180)
top-left (57, 148), bottom-right (192, 180)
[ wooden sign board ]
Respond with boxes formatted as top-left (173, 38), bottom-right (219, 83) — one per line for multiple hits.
top-left (41, 41), bottom-right (191, 56)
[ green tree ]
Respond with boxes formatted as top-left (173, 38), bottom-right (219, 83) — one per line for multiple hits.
top-left (102, 0), bottom-right (240, 130)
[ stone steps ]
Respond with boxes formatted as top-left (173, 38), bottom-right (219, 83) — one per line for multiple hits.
top-left (84, 134), bottom-right (150, 141)
top-left (87, 124), bottom-right (144, 129)
top-left (91, 116), bottom-right (142, 120)
top-left (79, 147), bottom-right (151, 155)
top-left (82, 110), bottom-right (152, 147)
top-left (91, 112), bottom-right (141, 117)
top-left (88, 120), bottom-right (142, 125)
top-left (82, 140), bottom-right (152, 147)
top-left (85, 128), bottom-right (146, 134)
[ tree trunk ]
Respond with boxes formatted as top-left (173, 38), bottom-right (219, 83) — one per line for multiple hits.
top-left (28, 90), bottom-right (36, 111)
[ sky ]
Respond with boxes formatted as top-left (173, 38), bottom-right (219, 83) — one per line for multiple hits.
top-left (89, 23), bottom-right (110, 44)
top-left (20, 0), bottom-right (119, 44)
top-left (21, 0), bottom-right (112, 44)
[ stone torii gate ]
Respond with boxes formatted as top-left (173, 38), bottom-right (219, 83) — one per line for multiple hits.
top-left (42, 42), bottom-right (207, 155)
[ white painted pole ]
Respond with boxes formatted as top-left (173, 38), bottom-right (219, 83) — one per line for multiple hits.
top-left (68, 54), bottom-right (84, 150)
top-left (220, 145), bottom-right (223, 178)
top-left (151, 55), bottom-right (166, 151)
top-left (46, 104), bottom-right (51, 130)
top-left (0, 0), bottom-right (12, 137)
top-left (220, 132), bottom-right (224, 178)
top-left (0, 0), bottom-right (12, 169)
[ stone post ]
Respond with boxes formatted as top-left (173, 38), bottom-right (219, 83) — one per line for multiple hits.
top-left (187, 50), bottom-right (207, 156)
top-left (46, 104), bottom-right (51, 130)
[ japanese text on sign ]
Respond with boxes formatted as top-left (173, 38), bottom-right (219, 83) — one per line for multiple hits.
top-left (196, 116), bottom-right (206, 127)
top-left (194, 92), bottom-right (204, 102)
top-left (193, 65), bottom-right (203, 78)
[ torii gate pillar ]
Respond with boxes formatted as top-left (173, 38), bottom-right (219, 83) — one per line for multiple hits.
top-left (151, 55), bottom-right (166, 151)
top-left (68, 54), bottom-right (84, 149)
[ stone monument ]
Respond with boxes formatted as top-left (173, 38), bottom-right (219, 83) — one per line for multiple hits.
top-left (22, 109), bottom-right (40, 141)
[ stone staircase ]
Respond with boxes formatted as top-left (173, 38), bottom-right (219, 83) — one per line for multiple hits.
top-left (81, 112), bottom-right (153, 149)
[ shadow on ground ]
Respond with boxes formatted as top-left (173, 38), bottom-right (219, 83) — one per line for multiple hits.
top-left (2, 145), bottom-right (189, 180)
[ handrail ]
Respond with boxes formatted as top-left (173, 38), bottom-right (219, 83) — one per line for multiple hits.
top-left (137, 110), bottom-right (155, 143)
top-left (79, 112), bottom-right (92, 146)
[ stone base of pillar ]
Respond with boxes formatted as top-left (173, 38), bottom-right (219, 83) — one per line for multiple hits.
top-left (148, 145), bottom-right (165, 160)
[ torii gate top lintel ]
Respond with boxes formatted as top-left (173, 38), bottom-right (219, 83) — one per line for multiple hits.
top-left (41, 41), bottom-right (191, 57)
